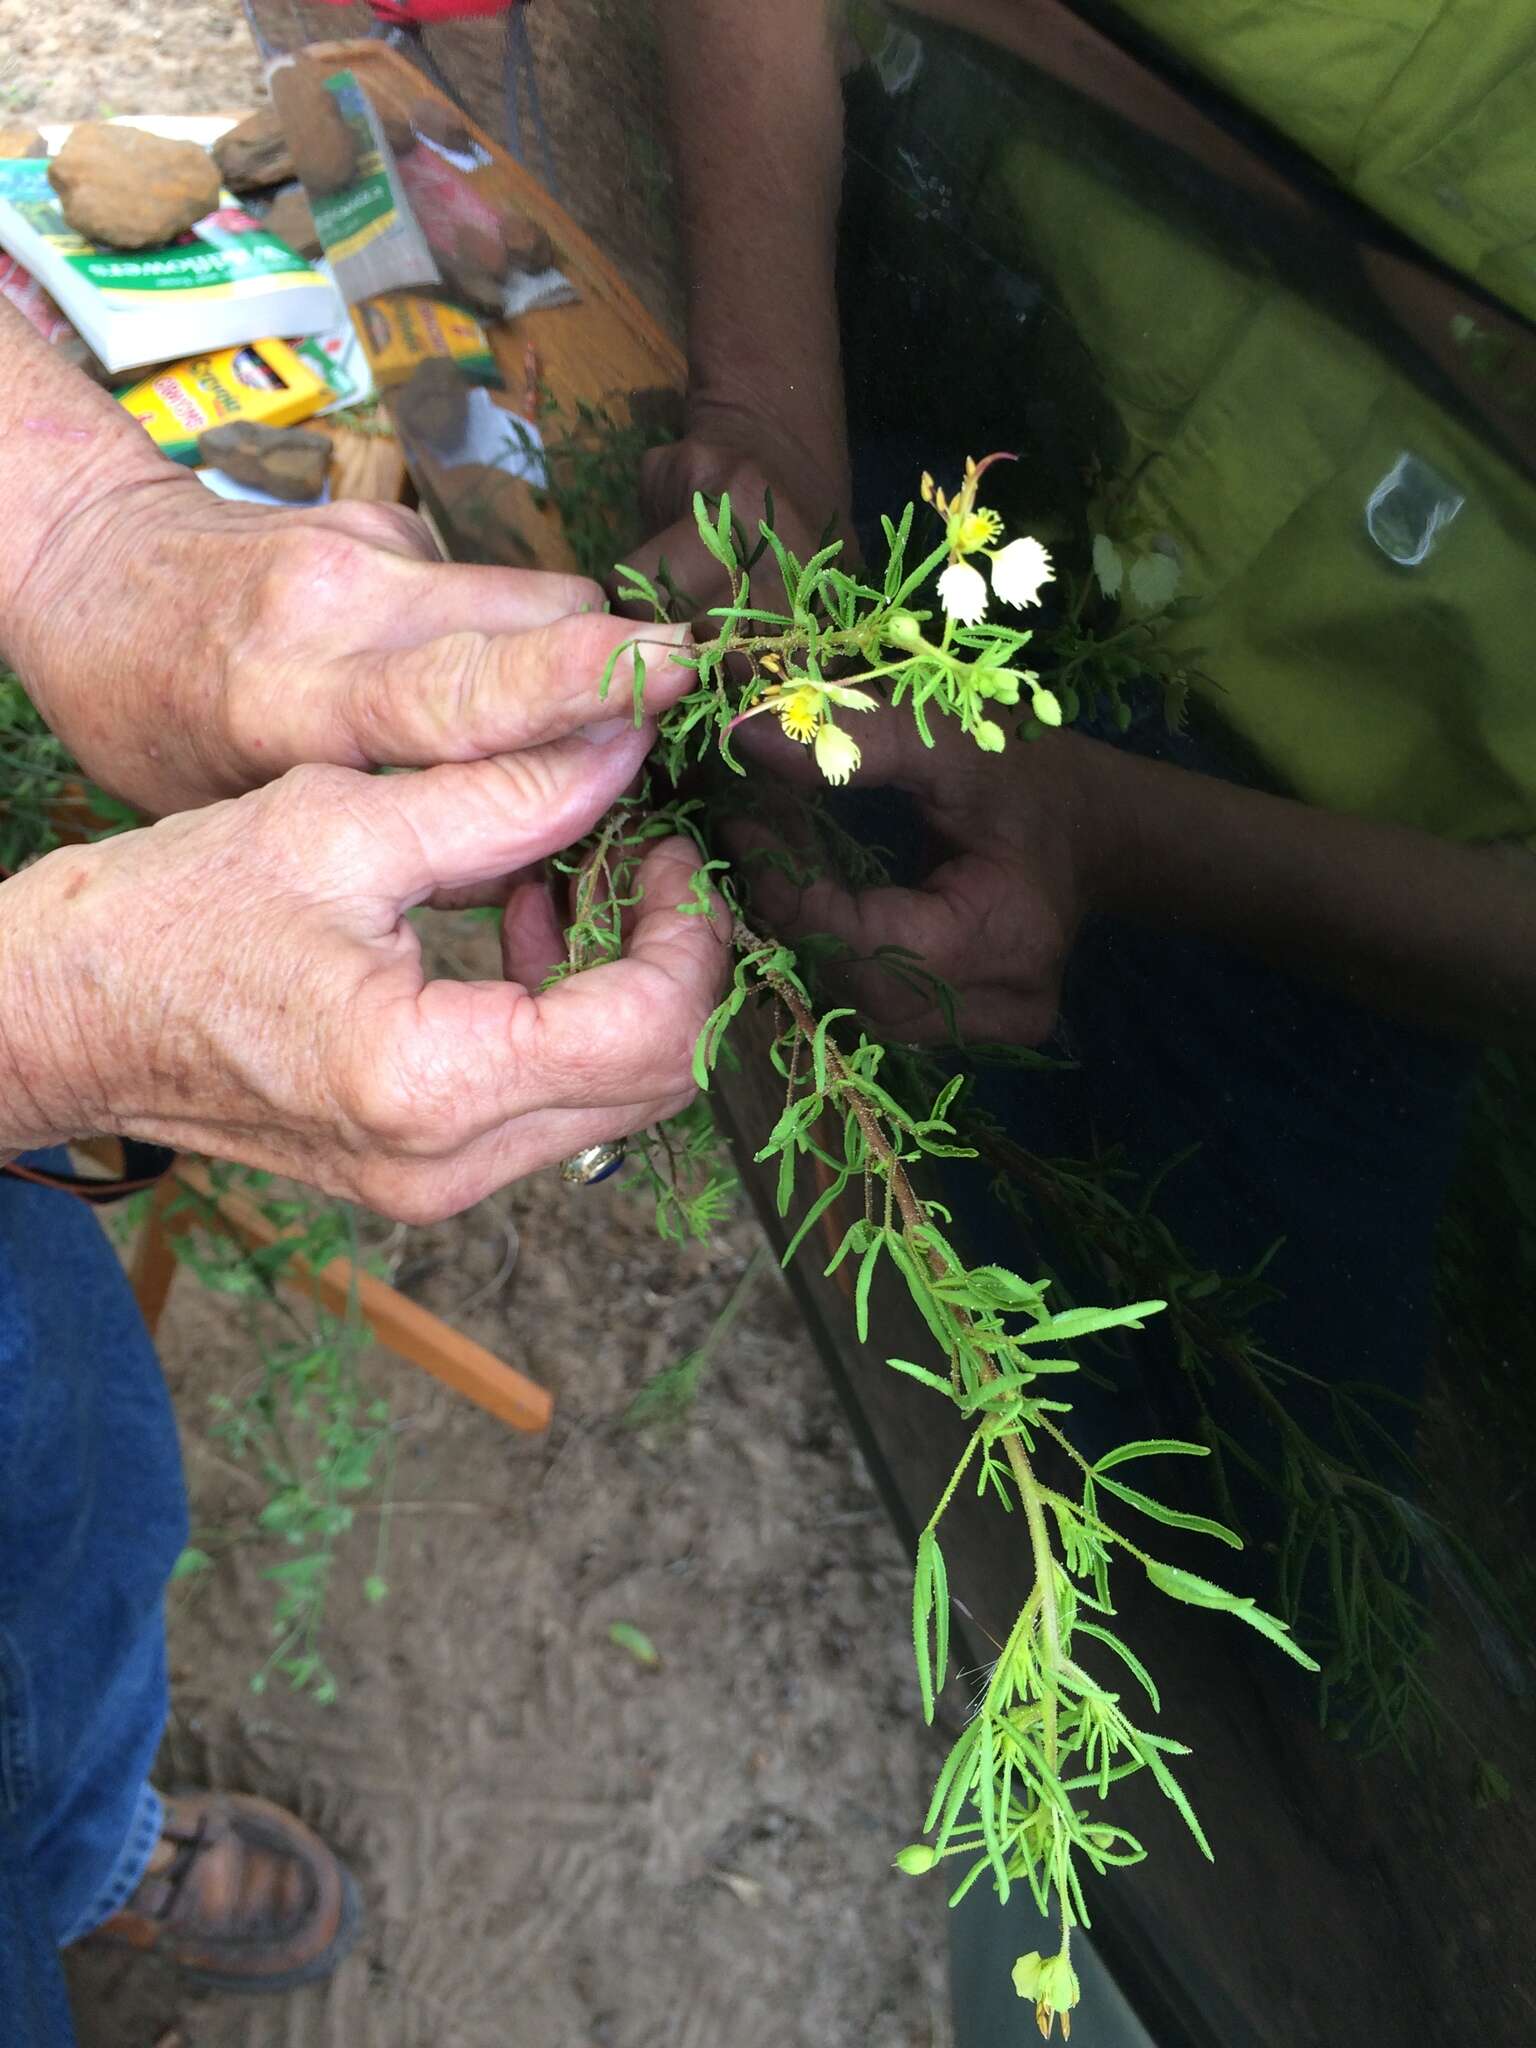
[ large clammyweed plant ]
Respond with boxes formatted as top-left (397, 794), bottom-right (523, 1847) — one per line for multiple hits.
top-left (564, 456), bottom-right (1322, 2039)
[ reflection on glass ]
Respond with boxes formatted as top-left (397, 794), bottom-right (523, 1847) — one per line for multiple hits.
top-left (265, 5), bottom-right (1536, 2039)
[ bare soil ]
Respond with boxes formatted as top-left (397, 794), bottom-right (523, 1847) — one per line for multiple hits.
top-left (7, 7), bottom-right (953, 2042)
top-left (66, 1167), bottom-right (950, 2048)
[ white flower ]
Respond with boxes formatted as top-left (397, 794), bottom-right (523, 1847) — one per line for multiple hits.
top-left (938, 559), bottom-right (988, 624)
top-left (1127, 547), bottom-right (1181, 612)
top-left (989, 536), bottom-right (1054, 609)
top-left (1091, 531), bottom-right (1123, 598)
top-left (814, 721), bottom-right (862, 785)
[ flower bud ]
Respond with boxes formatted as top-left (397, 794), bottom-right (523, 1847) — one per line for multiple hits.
top-left (976, 666), bottom-right (1021, 705)
top-left (885, 612), bottom-right (926, 650)
top-left (892, 1843), bottom-right (938, 1875)
top-left (972, 717), bottom-right (1006, 753)
top-left (1031, 689), bottom-right (1064, 728)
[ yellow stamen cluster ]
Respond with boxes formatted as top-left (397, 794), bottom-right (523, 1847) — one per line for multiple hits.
top-left (951, 506), bottom-right (1003, 555)
top-left (776, 685), bottom-right (822, 743)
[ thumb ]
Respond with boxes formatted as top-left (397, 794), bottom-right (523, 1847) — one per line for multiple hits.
top-left (343, 721), bottom-right (656, 909)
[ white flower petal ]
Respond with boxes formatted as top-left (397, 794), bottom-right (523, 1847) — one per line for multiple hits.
top-left (814, 722), bottom-right (862, 785)
top-left (1091, 532), bottom-right (1123, 598)
top-left (990, 536), bottom-right (1054, 609)
top-left (821, 683), bottom-right (880, 713)
top-left (938, 559), bottom-right (988, 624)
top-left (1127, 548), bottom-right (1181, 611)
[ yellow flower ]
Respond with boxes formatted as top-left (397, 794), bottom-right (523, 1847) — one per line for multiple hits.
top-left (776, 685), bottom-right (824, 743)
top-left (951, 505), bottom-right (1004, 555)
top-left (733, 679), bottom-right (879, 763)
top-left (814, 721), bottom-right (862, 785)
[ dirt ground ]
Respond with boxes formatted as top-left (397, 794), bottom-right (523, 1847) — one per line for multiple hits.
top-left (8, 5), bottom-right (955, 2042)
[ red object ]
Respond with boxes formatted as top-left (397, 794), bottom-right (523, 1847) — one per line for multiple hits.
top-left (312, 0), bottom-right (519, 21)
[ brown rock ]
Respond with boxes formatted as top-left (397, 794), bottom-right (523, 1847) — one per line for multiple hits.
top-left (199, 422), bottom-right (332, 502)
top-left (427, 459), bottom-right (562, 570)
top-left (264, 186), bottom-right (320, 260)
top-left (270, 59), bottom-right (357, 198)
top-left (499, 209), bottom-right (554, 276)
top-left (0, 126), bottom-right (47, 160)
top-left (434, 248), bottom-right (507, 316)
top-left (410, 98), bottom-right (472, 154)
top-left (392, 357), bottom-right (470, 450)
top-left (48, 124), bottom-right (220, 251)
top-left (212, 108), bottom-right (295, 194)
top-left (436, 458), bottom-right (544, 569)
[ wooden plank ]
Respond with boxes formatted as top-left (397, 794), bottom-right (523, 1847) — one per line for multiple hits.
top-left (129, 1174), bottom-right (184, 1338)
top-left (170, 1159), bottom-right (552, 1434)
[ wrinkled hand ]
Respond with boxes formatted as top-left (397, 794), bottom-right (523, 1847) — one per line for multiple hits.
top-left (732, 715), bottom-right (1115, 1046)
top-left (623, 399), bottom-right (855, 616)
top-left (5, 470), bottom-right (693, 817)
top-left (2, 725), bottom-right (728, 1221)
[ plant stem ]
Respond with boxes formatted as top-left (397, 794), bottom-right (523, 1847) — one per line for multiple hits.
top-left (737, 915), bottom-right (1067, 1764)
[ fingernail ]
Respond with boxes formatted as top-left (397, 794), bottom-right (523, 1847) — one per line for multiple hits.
top-left (638, 620), bottom-right (695, 671)
top-left (580, 715), bottom-right (641, 745)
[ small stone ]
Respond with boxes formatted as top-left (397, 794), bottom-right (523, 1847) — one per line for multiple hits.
top-left (499, 209), bottom-right (554, 276)
top-left (199, 421), bottom-right (331, 502)
top-left (264, 186), bottom-right (320, 260)
top-left (428, 459), bottom-right (568, 570)
top-left (212, 108), bottom-right (295, 194)
top-left (0, 126), bottom-right (47, 160)
top-left (435, 247), bottom-right (508, 316)
top-left (270, 59), bottom-right (358, 198)
top-left (48, 124), bottom-right (220, 250)
top-left (410, 98), bottom-right (472, 153)
top-left (393, 357), bottom-right (470, 449)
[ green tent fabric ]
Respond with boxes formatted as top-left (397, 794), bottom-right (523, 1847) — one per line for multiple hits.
top-left (1111, 0), bottom-right (1536, 329)
top-left (990, 124), bottom-right (1536, 845)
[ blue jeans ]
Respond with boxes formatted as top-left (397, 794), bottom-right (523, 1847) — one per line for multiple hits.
top-left (0, 1151), bottom-right (187, 2046)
